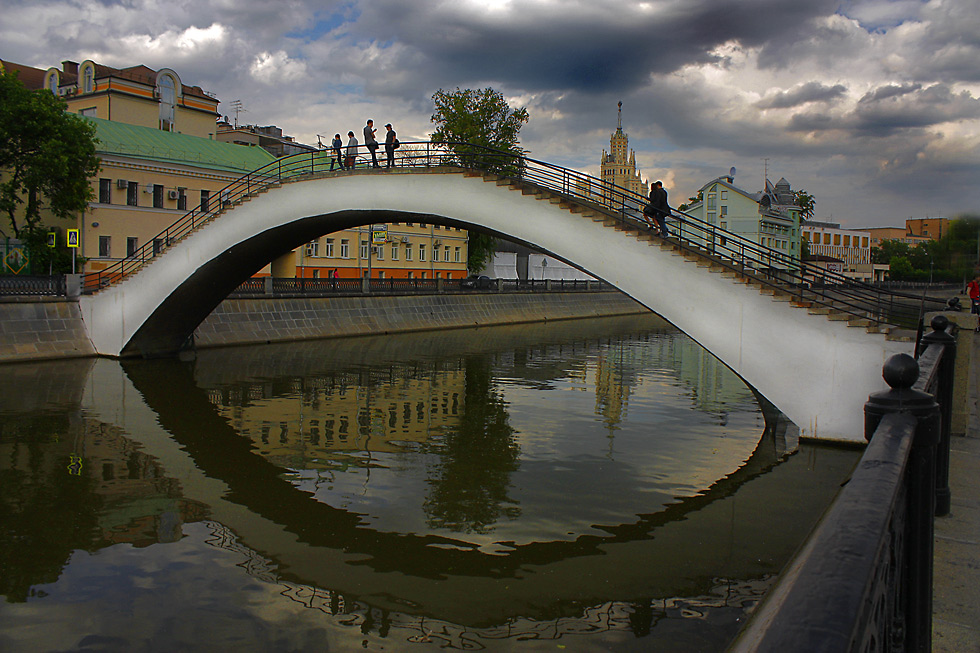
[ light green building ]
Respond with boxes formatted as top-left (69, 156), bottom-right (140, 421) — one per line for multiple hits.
top-left (685, 174), bottom-right (802, 269)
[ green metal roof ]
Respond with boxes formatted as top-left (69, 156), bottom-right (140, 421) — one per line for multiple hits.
top-left (85, 116), bottom-right (277, 174)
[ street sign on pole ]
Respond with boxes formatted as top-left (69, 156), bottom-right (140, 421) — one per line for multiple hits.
top-left (66, 229), bottom-right (79, 248)
top-left (371, 225), bottom-right (388, 245)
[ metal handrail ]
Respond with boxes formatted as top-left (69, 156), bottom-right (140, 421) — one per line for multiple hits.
top-left (79, 141), bottom-right (946, 327)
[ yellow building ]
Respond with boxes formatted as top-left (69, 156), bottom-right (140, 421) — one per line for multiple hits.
top-left (6, 57), bottom-right (470, 280)
top-left (84, 117), bottom-right (276, 274)
top-left (42, 59), bottom-right (220, 138)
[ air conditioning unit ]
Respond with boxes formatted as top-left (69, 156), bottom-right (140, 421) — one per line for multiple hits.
top-left (117, 179), bottom-right (128, 188)
top-left (143, 184), bottom-right (154, 194)
top-left (167, 190), bottom-right (179, 200)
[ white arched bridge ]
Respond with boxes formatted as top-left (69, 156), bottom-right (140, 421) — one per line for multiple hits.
top-left (78, 143), bottom-right (933, 441)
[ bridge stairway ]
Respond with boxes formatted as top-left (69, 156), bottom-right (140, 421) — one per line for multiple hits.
top-left (475, 171), bottom-right (917, 343)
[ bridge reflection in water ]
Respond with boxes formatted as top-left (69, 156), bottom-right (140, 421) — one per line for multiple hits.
top-left (0, 315), bottom-right (860, 651)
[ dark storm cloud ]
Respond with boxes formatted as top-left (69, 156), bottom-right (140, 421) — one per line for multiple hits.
top-left (350, 0), bottom-right (840, 95)
top-left (852, 83), bottom-right (980, 136)
top-left (757, 82), bottom-right (848, 109)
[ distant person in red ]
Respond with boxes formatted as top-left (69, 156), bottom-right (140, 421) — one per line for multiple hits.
top-left (967, 275), bottom-right (980, 332)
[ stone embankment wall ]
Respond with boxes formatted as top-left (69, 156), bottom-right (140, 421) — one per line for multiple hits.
top-left (0, 292), bottom-right (648, 363)
top-left (193, 292), bottom-right (647, 348)
top-left (0, 299), bottom-right (96, 363)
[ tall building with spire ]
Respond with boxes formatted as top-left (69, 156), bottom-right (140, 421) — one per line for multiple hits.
top-left (598, 102), bottom-right (649, 205)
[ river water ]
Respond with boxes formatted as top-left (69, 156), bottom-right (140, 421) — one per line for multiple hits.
top-left (0, 314), bottom-right (859, 652)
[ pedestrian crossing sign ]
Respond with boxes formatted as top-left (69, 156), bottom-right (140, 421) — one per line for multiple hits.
top-left (67, 229), bottom-right (79, 248)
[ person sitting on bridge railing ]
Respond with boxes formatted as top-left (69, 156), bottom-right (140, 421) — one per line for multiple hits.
top-left (644, 181), bottom-right (671, 237)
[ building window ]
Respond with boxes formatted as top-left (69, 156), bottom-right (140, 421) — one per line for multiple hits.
top-left (157, 73), bottom-right (176, 132)
top-left (153, 239), bottom-right (163, 255)
top-left (432, 246), bottom-right (439, 262)
top-left (177, 188), bottom-right (187, 211)
top-left (720, 206), bottom-right (728, 216)
top-left (360, 240), bottom-right (369, 259)
top-left (82, 65), bottom-right (94, 94)
top-left (454, 247), bottom-right (461, 263)
top-left (99, 178), bottom-right (111, 204)
top-left (834, 234), bottom-right (841, 246)
top-left (126, 237), bottom-right (138, 257)
top-left (377, 271), bottom-right (385, 279)
top-left (127, 182), bottom-right (138, 206)
top-left (340, 239), bottom-right (350, 258)
top-left (324, 238), bottom-right (334, 257)
top-left (843, 235), bottom-right (851, 247)
top-left (419, 244), bottom-right (426, 262)
top-left (153, 184), bottom-right (164, 209)
top-left (721, 190), bottom-right (728, 200)
top-left (862, 237), bottom-right (869, 248)
top-left (405, 244), bottom-right (413, 261)
top-left (407, 271), bottom-right (414, 279)
top-left (79, 107), bottom-right (97, 118)
top-left (305, 239), bottom-right (319, 257)
top-left (374, 245), bottom-right (383, 260)
top-left (200, 190), bottom-right (210, 212)
top-left (823, 233), bottom-right (831, 245)
top-left (98, 236), bottom-right (111, 258)
top-left (444, 246), bottom-right (451, 262)
top-left (391, 244), bottom-right (399, 260)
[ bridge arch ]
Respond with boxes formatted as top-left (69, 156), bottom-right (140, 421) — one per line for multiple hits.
top-left (79, 167), bottom-right (912, 441)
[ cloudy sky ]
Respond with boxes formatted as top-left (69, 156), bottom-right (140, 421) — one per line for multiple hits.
top-left (3, 0), bottom-right (979, 227)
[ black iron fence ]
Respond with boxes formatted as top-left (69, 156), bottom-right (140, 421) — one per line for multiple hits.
top-left (228, 277), bottom-right (612, 298)
top-left (0, 275), bottom-right (66, 296)
top-left (730, 314), bottom-right (957, 653)
top-left (0, 273), bottom-right (614, 298)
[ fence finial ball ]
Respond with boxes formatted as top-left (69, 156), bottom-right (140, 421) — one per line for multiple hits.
top-left (882, 353), bottom-right (919, 390)
top-left (930, 314), bottom-right (949, 333)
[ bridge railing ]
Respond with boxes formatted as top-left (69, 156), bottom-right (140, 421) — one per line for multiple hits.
top-left (224, 277), bottom-right (613, 298)
top-left (77, 141), bottom-right (949, 327)
top-left (729, 315), bottom-right (956, 652)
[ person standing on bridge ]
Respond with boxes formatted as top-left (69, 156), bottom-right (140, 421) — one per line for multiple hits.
top-left (331, 133), bottom-right (344, 170)
top-left (364, 119), bottom-right (380, 168)
top-left (384, 123), bottom-right (398, 168)
top-left (346, 131), bottom-right (358, 169)
top-left (968, 275), bottom-right (980, 332)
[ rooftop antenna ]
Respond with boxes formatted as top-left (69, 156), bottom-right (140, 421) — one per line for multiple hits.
top-left (762, 157), bottom-right (770, 189)
top-left (229, 99), bottom-right (246, 128)
top-left (617, 101), bottom-right (623, 132)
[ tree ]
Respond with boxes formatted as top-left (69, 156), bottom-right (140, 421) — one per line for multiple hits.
top-left (794, 190), bottom-right (815, 221)
top-left (430, 87), bottom-right (529, 272)
top-left (0, 71), bottom-right (101, 239)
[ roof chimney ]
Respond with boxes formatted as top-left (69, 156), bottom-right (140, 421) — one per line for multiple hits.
top-left (62, 61), bottom-right (78, 75)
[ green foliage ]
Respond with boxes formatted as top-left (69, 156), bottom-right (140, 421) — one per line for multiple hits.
top-left (430, 87), bottom-right (529, 272)
top-left (794, 190), bottom-right (815, 221)
top-left (466, 232), bottom-right (498, 274)
top-left (871, 214), bottom-right (980, 282)
top-left (430, 87), bottom-right (529, 176)
top-left (0, 71), bottom-right (101, 238)
top-left (19, 226), bottom-right (78, 274)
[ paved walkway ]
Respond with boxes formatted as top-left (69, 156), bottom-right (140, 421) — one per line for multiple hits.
top-left (933, 324), bottom-right (980, 652)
